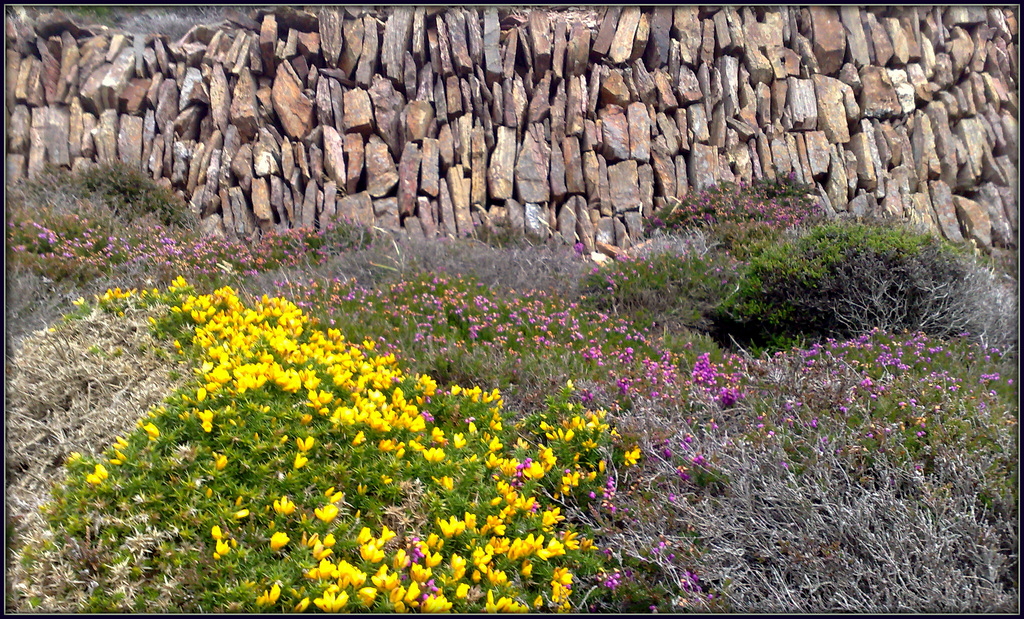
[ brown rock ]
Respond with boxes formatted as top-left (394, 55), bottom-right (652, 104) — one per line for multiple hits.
top-left (438, 123), bottom-right (455, 170)
top-left (627, 102), bottom-right (651, 163)
top-left (420, 137), bottom-right (439, 197)
top-left (606, 8), bottom-right (638, 65)
top-left (368, 75), bottom-right (406, 155)
top-left (864, 13), bottom-right (894, 67)
top-left (808, 7), bottom-right (846, 75)
top-left (688, 143), bottom-right (719, 192)
top-left (382, 8), bottom-right (414, 83)
top-left (7, 105), bottom-right (31, 155)
top-left (178, 66), bottom-right (208, 111)
top-left (365, 135), bottom-right (399, 198)
top-left (859, 66), bottom-right (901, 119)
top-left (117, 114), bottom-right (143, 169)
top-left (370, 195), bottom-right (397, 231)
top-left (599, 69), bottom-right (630, 108)
top-left (339, 14), bottom-right (363, 77)
top-left (272, 62), bottom-right (314, 139)
top-left (650, 70), bottom-right (679, 112)
top-left (528, 11), bottom-right (552, 75)
top-left (405, 100), bottom-right (434, 142)
top-left (556, 199), bottom-right (577, 245)
top-left (230, 143), bottom-right (253, 190)
top-left (445, 10), bottom-right (473, 76)
top-left (593, 7), bottom-right (623, 58)
top-left (883, 17), bottom-right (910, 66)
top-left (565, 22), bottom-right (591, 77)
top-left (548, 138), bottom-right (567, 202)
top-left (599, 105), bottom-right (630, 162)
top-left (910, 111), bottom-right (941, 183)
top-left (94, 109), bottom-right (119, 165)
top-left (469, 127), bottom-right (487, 206)
top-left (812, 75), bottom-right (851, 143)
top-left (562, 136), bottom-right (585, 194)
top-left (786, 77), bottom-right (818, 130)
top-left (252, 134), bottom-right (279, 177)
top-left (954, 116), bottom-right (988, 186)
top-left (825, 145), bottom-right (849, 209)
top-left (338, 191), bottom-right (374, 227)
top-left (850, 130), bottom-right (880, 191)
top-left (527, 71), bottom-right (552, 124)
top-left (675, 65), bottom-right (702, 104)
top-left (251, 176), bottom-right (273, 227)
top-left (319, 8), bottom-right (344, 67)
top-left (322, 126), bottom-right (346, 187)
top-left (804, 131), bottom-right (831, 180)
top-left (447, 165), bottom-right (473, 236)
top-left (515, 127), bottom-right (551, 203)
top-left (482, 8), bottom-right (502, 83)
top-left (100, 47), bottom-right (135, 110)
top-left (343, 88), bottom-right (374, 134)
top-left (355, 15), bottom-right (379, 87)
top-left (644, 7), bottom-right (673, 70)
top-left (397, 141), bottom-right (421, 216)
top-left (928, 180), bottom-right (964, 242)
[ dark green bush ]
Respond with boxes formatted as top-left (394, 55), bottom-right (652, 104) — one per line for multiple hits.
top-left (715, 222), bottom-right (984, 348)
top-left (76, 163), bottom-right (197, 229)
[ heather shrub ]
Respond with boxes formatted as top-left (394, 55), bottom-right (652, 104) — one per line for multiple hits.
top-left (715, 221), bottom-right (1013, 350)
top-left (648, 176), bottom-right (822, 234)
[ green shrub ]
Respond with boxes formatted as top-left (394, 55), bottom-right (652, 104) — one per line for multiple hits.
top-left (580, 249), bottom-right (741, 334)
top-left (714, 222), bottom-right (990, 348)
top-left (76, 163), bottom-right (197, 229)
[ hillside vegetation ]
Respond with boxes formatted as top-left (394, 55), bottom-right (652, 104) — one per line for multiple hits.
top-left (6, 164), bottom-right (1018, 613)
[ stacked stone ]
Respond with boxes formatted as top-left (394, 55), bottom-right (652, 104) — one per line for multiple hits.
top-left (5, 6), bottom-right (1018, 253)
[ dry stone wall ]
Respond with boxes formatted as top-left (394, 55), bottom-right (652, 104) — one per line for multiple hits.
top-left (6, 6), bottom-right (1019, 253)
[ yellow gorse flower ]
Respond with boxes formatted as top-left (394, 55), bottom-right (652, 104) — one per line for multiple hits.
top-left (357, 586), bottom-right (377, 607)
top-left (273, 496), bottom-right (296, 516)
top-left (256, 583), bottom-right (281, 606)
top-left (422, 447), bottom-right (446, 463)
top-left (214, 539), bottom-right (230, 559)
top-left (85, 463), bottom-right (108, 485)
top-left (270, 531), bottom-right (290, 551)
top-left (142, 422), bottom-right (160, 441)
top-left (315, 504), bottom-right (339, 523)
top-left (296, 436), bottom-right (315, 452)
top-left (314, 589), bottom-right (348, 612)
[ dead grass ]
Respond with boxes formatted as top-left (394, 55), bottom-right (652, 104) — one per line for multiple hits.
top-left (5, 301), bottom-right (188, 612)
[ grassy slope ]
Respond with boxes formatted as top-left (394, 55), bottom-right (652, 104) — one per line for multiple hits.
top-left (5, 166), bottom-right (1019, 613)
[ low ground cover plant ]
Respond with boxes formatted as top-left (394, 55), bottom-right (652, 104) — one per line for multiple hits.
top-left (6, 169), bottom-right (1018, 613)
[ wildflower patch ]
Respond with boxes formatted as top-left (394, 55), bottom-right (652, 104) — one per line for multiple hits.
top-left (37, 278), bottom-right (637, 612)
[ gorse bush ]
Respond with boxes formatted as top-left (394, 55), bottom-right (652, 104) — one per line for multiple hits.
top-left (37, 279), bottom-right (642, 612)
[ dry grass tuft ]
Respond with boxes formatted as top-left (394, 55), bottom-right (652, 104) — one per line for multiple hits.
top-left (5, 302), bottom-right (188, 612)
